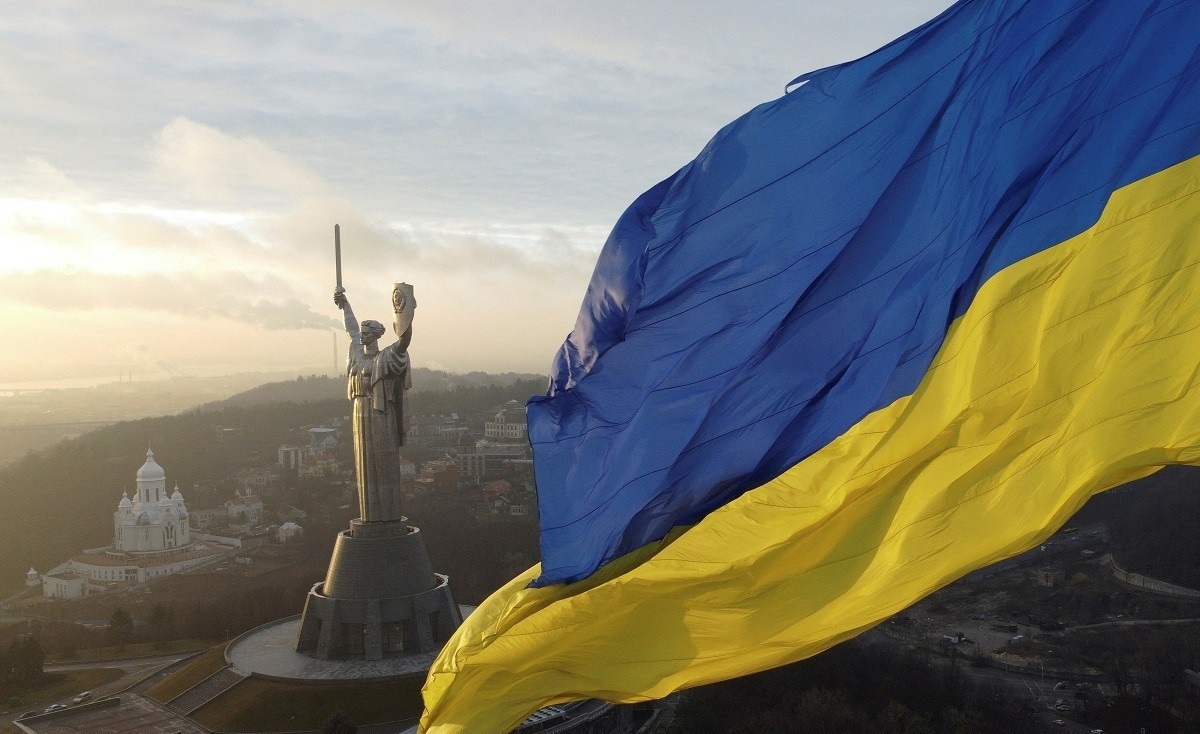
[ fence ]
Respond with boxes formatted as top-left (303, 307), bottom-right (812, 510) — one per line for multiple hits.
top-left (1102, 554), bottom-right (1200, 600)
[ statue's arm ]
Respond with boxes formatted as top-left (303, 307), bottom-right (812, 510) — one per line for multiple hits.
top-left (395, 325), bottom-right (412, 353)
top-left (335, 290), bottom-right (365, 362)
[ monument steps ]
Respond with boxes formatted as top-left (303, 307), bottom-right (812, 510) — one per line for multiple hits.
top-left (167, 666), bottom-right (247, 714)
top-left (129, 652), bottom-right (205, 695)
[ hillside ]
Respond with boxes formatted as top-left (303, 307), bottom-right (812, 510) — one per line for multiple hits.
top-left (202, 369), bottom-right (542, 409)
top-left (0, 373), bottom-right (542, 583)
top-left (6, 367), bottom-right (1195, 599)
top-left (1084, 464), bottom-right (1200, 587)
top-left (0, 398), bottom-right (345, 581)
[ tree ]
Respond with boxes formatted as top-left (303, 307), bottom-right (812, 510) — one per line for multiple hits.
top-left (874, 701), bottom-right (932, 734)
top-left (108, 607), bottom-right (133, 648)
top-left (321, 711), bottom-right (358, 734)
top-left (4, 635), bottom-right (44, 685)
top-left (148, 603), bottom-right (175, 645)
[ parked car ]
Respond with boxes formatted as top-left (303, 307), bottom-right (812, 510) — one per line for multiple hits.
top-left (1054, 703), bottom-right (1071, 712)
top-left (1053, 720), bottom-right (1066, 726)
top-left (18, 710), bottom-right (38, 719)
top-left (44, 703), bottom-right (67, 713)
top-left (1054, 681), bottom-right (1070, 690)
top-left (72, 691), bottom-right (92, 704)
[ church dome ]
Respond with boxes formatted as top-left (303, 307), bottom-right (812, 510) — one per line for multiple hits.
top-left (171, 486), bottom-right (184, 502)
top-left (118, 493), bottom-right (132, 510)
top-left (137, 448), bottom-right (166, 481)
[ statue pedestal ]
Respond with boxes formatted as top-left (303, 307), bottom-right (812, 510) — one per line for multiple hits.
top-left (295, 518), bottom-right (462, 661)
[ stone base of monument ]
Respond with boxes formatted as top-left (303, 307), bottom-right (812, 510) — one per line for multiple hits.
top-left (293, 518), bottom-right (463, 662)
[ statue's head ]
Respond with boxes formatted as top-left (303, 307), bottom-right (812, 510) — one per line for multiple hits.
top-left (360, 319), bottom-right (386, 345)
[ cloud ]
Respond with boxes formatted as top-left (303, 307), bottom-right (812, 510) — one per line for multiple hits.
top-left (405, 223), bottom-right (597, 280)
top-left (0, 269), bottom-right (339, 331)
top-left (0, 1), bottom-right (960, 380)
top-left (154, 117), bottom-right (328, 204)
top-left (16, 157), bottom-right (88, 200)
top-left (2, 117), bottom-right (601, 331)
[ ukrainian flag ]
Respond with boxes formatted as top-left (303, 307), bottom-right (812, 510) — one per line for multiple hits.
top-left (422, 0), bottom-right (1200, 731)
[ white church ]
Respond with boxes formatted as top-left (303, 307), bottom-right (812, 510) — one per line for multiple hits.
top-left (114, 448), bottom-right (190, 552)
top-left (40, 449), bottom-right (224, 599)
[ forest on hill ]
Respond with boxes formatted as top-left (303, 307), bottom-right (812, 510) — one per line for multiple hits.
top-left (1084, 464), bottom-right (1200, 588)
top-left (0, 373), bottom-right (544, 583)
top-left (5, 367), bottom-right (1200, 613)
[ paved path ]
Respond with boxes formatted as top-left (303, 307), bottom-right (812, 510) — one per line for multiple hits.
top-left (45, 652), bottom-right (191, 674)
top-left (19, 695), bottom-right (207, 734)
top-left (1069, 616), bottom-right (1200, 631)
top-left (227, 618), bottom-right (435, 681)
top-left (5, 653), bottom-right (190, 732)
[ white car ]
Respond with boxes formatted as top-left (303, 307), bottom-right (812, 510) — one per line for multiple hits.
top-left (44, 704), bottom-right (67, 713)
top-left (1053, 720), bottom-right (1065, 726)
top-left (72, 691), bottom-right (92, 704)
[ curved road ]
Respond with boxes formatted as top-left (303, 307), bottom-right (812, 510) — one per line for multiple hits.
top-left (6, 652), bottom-right (192, 729)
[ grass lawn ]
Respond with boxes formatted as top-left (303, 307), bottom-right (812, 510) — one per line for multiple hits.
top-left (49, 638), bottom-right (212, 664)
top-left (191, 675), bottom-right (426, 732)
top-left (0, 667), bottom-right (125, 718)
top-left (145, 644), bottom-right (229, 703)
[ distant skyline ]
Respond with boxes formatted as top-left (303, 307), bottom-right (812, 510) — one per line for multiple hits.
top-left (0, 1), bottom-right (954, 387)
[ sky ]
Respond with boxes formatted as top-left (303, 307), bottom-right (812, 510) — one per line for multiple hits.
top-left (0, 0), bottom-right (954, 388)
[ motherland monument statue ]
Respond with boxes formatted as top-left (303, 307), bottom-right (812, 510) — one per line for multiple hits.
top-left (295, 225), bottom-right (462, 661)
top-left (335, 278), bottom-right (414, 523)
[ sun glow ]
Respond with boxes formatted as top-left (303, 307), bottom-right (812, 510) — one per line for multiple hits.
top-left (0, 197), bottom-right (262, 276)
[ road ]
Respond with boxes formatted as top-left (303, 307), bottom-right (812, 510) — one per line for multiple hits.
top-left (864, 629), bottom-right (1099, 733)
top-left (43, 652), bottom-right (188, 674)
top-left (6, 652), bottom-right (191, 730)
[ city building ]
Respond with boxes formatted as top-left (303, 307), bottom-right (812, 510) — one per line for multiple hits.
top-left (278, 444), bottom-right (304, 470)
top-left (408, 414), bottom-right (469, 448)
top-left (416, 458), bottom-right (460, 492)
top-left (40, 449), bottom-right (223, 599)
top-left (113, 449), bottom-right (190, 553)
top-left (484, 400), bottom-right (528, 441)
top-left (278, 423), bottom-right (342, 472)
top-left (482, 480), bottom-right (532, 517)
top-left (308, 426), bottom-right (338, 451)
top-left (190, 506), bottom-right (227, 529)
top-left (455, 441), bottom-right (527, 481)
top-left (225, 487), bottom-right (264, 525)
top-left (238, 467), bottom-right (278, 491)
top-left (277, 521), bottom-right (303, 543)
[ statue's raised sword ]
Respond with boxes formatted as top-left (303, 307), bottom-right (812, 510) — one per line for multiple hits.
top-left (334, 223), bottom-right (343, 291)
